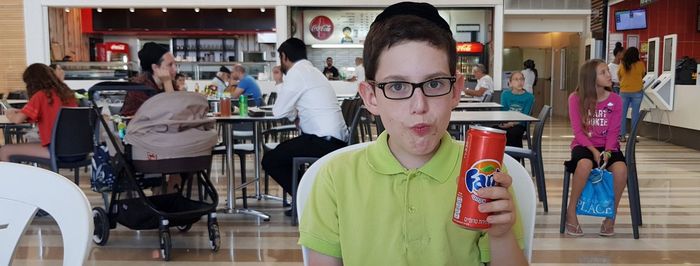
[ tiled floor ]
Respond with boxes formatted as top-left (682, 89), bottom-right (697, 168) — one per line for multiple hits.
top-left (9, 118), bottom-right (700, 265)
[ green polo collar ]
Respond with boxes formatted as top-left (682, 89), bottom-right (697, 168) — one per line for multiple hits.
top-left (366, 131), bottom-right (461, 184)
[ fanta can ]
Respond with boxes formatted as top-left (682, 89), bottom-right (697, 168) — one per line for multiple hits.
top-left (452, 125), bottom-right (506, 230)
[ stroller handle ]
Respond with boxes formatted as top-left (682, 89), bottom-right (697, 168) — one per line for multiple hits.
top-left (88, 81), bottom-right (157, 100)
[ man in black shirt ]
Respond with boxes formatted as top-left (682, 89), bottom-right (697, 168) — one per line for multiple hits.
top-left (323, 57), bottom-right (339, 80)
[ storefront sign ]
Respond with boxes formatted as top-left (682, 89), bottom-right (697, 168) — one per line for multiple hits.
top-left (309, 16), bottom-right (334, 41)
top-left (456, 42), bottom-right (483, 53)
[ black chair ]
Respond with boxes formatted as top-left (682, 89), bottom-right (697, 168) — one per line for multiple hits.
top-left (348, 105), bottom-right (383, 145)
top-left (504, 105), bottom-right (551, 212)
top-left (559, 110), bottom-right (647, 239)
top-left (10, 107), bottom-right (97, 185)
top-left (482, 93), bottom-right (493, 103)
top-left (266, 92), bottom-right (278, 105)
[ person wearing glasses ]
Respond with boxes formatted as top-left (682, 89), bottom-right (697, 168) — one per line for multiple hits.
top-left (298, 2), bottom-right (527, 265)
top-left (262, 38), bottom-right (349, 217)
top-left (496, 72), bottom-right (534, 149)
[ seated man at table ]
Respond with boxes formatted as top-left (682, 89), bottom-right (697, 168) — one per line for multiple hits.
top-left (463, 64), bottom-right (494, 101)
top-left (228, 64), bottom-right (263, 106)
top-left (298, 2), bottom-right (526, 265)
top-left (0, 63), bottom-right (77, 161)
top-left (120, 42), bottom-right (177, 116)
top-left (262, 38), bottom-right (348, 216)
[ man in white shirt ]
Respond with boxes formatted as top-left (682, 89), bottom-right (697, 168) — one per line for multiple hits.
top-left (347, 57), bottom-right (365, 82)
top-left (463, 64), bottom-right (494, 101)
top-left (262, 38), bottom-right (349, 214)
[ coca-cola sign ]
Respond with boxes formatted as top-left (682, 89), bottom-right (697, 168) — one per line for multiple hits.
top-left (309, 16), bottom-right (334, 41)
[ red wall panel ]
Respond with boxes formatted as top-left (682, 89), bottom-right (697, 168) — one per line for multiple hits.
top-left (610, 0), bottom-right (700, 70)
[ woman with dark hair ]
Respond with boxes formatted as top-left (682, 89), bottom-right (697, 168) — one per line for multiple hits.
top-left (617, 46), bottom-right (645, 142)
top-left (608, 42), bottom-right (625, 94)
top-left (565, 59), bottom-right (627, 237)
top-left (521, 59), bottom-right (538, 94)
top-left (0, 63), bottom-right (77, 161)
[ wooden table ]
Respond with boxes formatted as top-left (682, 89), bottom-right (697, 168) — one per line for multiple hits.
top-left (212, 114), bottom-right (286, 221)
top-left (454, 102), bottom-right (502, 110)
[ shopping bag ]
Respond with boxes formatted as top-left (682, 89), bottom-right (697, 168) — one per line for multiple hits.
top-left (91, 143), bottom-right (116, 192)
top-left (576, 167), bottom-right (616, 219)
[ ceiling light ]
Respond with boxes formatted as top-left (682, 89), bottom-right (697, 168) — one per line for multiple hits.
top-left (161, 7), bottom-right (167, 13)
top-left (129, 8), bottom-right (135, 12)
top-left (194, 8), bottom-right (200, 12)
top-left (227, 7), bottom-right (232, 12)
top-left (64, 8), bottom-right (70, 13)
top-left (260, 7), bottom-right (266, 12)
top-left (97, 7), bottom-right (102, 12)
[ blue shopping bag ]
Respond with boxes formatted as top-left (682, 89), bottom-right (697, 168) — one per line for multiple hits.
top-left (91, 143), bottom-right (116, 192)
top-left (576, 167), bottom-right (616, 219)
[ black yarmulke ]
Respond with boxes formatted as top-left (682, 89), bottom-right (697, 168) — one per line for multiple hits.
top-left (372, 2), bottom-right (451, 34)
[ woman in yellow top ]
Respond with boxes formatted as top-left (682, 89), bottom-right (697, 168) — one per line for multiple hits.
top-left (617, 47), bottom-right (645, 142)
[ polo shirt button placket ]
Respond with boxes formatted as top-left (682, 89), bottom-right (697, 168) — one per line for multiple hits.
top-left (408, 206), bottom-right (416, 214)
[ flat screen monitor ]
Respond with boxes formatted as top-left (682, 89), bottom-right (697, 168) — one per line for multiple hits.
top-left (663, 38), bottom-right (673, 72)
top-left (615, 9), bottom-right (647, 31)
top-left (647, 41), bottom-right (656, 72)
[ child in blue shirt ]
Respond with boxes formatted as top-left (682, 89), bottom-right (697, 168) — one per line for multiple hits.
top-left (497, 71), bottom-right (535, 148)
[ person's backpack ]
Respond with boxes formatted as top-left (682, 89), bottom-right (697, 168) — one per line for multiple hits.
top-left (91, 143), bottom-right (116, 192)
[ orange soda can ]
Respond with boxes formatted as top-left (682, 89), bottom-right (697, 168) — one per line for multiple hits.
top-left (452, 125), bottom-right (506, 230)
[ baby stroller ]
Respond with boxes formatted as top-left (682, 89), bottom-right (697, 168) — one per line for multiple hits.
top-left (88, 82), bottom-right (220, 261)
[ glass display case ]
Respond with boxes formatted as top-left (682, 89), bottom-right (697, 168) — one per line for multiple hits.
top-left (56, 62), bottom-right (138, 80)
top-left (175, 62), bottom-right (274, 81)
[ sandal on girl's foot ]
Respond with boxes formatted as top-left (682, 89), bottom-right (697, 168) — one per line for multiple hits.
top-left (600, 221), bottom-right (616, 237)
top-left (618, 135), bottom-right (627, 143)
top-left (565, 222), bottom-right (584, 237)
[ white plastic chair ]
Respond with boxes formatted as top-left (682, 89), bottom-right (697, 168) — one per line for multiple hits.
top-left (503, 153), bottom-right (538, 262)
top-left (296, 143), bottom-right (537, 263)
top-left (0, 162), bottom-right (93, 266)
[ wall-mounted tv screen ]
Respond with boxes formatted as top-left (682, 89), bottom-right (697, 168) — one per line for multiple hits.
top-left (615, 9), bottom-right (647, 31)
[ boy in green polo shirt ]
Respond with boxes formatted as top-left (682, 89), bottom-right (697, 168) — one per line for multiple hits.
top-left (298, 2), bottom-right (528, 265)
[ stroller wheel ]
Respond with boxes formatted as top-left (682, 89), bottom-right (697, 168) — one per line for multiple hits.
top-left (159, 230), bottom-right (172, 261)
top-left (177, 224), bottom-right (193, 232)
top-left (208, 223), bottom-right (221, 251)
top-left (92, 207), bottom-right (110, 246)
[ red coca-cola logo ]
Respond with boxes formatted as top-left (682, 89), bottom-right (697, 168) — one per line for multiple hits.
top-left (309, 16), bottom-right (334, 40)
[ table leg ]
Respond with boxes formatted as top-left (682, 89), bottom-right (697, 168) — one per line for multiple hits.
top-left (254, 121), bottom-right (262, 200)
top-left (218, 122), bottom-right (270, 221)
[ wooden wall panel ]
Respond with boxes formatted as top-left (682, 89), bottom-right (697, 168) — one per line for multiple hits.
top-left (0, 0), bottom-right (26, 94)
top-left (48, 7), bottom-right (89, 62)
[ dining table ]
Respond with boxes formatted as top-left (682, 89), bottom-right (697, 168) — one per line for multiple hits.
top-left (453, 102), bottom-right (502, 111)
top-left (212, 111), bottom-right (286, 221)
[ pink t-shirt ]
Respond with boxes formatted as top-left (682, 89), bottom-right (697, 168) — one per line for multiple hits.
top-left (568, 92), bottom-right (623, 151)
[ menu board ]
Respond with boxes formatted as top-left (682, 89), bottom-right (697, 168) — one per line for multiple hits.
top-left (303, 10), bottom-right (382, 45)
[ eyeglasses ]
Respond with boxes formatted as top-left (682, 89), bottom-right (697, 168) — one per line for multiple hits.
top-left (368, 76), bottom-right (456, 100)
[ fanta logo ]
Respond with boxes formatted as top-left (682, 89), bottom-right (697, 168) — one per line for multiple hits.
top-left (309, 16), bottom-right (334, 40)
top-left (465, 159), bottom-right (500, 194)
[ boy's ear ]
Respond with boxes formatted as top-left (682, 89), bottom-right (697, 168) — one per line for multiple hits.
top-left (358, 81), bottom-right (380, 115)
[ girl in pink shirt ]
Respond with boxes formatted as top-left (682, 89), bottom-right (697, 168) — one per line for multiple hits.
top-left (565, 59), bottom-right (628, 237)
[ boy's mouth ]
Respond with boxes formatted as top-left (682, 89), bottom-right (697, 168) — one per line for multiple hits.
top-left (410, 123), bottom-right (431, 136)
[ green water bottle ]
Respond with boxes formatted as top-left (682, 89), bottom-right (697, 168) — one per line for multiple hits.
top-left (239, 95), bottom-right (248, 117)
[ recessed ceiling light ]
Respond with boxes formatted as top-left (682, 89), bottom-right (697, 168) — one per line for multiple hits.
top-left (194, 8), bottom-right (200, 12)
top-left (129, 8), bottom-right (135, 12)
top-left (97, 8), bottom-right (102, 12)
top-left (161, 7), bottom-right (167, 13)
top-left (64, 8), bottom-right (70, 13)
top-left (227, 7), bottom-right (232, 12)
top-left (260, 7), bottom-right (266, 12)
